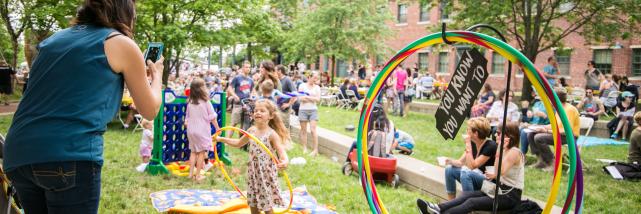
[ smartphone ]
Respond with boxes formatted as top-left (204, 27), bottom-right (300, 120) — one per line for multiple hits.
top-left (144, 42), bottom-right (164, 63)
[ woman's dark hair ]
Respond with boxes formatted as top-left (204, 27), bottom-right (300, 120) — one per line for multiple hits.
top-left (497, 122), bottom-right (520, 149)
top-left (188, 78), bottom-right (209, 105)
top-left (368, 104), bottom-right (389, 132)
top-left (343, 79), bottom-right (350, 85)
top-left (406, 68), bottom-right (412, 78)
top-left (588, 60), bottom-right (595, 66)
top-left (73, 0), bottom-right (136, 38)
top-left (556, 89), bottom-right (567, 103)
top-left (497, 89), bottom-right (508, 101)
top-left (559, 77), bottom-right (568, 87)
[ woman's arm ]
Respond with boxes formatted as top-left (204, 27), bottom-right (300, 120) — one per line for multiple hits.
top-left (486, 149), bottom-right (520, 179)
top-left (482, 95), bottom-right (494, 105)
top-left (105, 35), bottom-right (162, 120)
top-left (270, 133), bottom-right (289, 169)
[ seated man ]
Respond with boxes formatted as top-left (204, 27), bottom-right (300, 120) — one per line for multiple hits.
top-left (628, 112), bottom-right (641, 164)
top-left (519, 93), bottom-right (550, 154)
top-left (418, 73), bottom-right (434, 99)
top-left (442, 118), bottom-right (496, 200)
top-left (576, 88), bottom-right (604, 121)
top-left (394, 129), bottom-right (415, 155)
top-left (529, 89), bottom-right (580, 171)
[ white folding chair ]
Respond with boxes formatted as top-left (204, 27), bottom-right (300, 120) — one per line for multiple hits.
top-left (345, 90), bottom-right (360, 110)
top-left (132, 114), bottom-right (144, 133)
top-left (564, 116), bottom-right (593, 173)
top-left (320, 88), bottom-right (337, 106)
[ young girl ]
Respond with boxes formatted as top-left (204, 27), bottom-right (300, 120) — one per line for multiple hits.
top-left (185, 78), bottom-right (221, 181)
top-left (215, 100), bottom-right (289, 214)
top-left (136, 119), bottom-right (154, 172)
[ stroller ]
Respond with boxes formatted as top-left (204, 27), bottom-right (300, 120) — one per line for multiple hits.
top-left (240, 98), bottom-right (256, 151)
top-left (0, 133), bottom-right (22, 214)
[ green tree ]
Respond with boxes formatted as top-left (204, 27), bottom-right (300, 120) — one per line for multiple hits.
top-left (135, 0), bottom-right (263, 83)
top-left (23, 0), bottom-right (78, 67)
top-left (447, 0), bottom-right (641, 101)
top-left (283, 0), bottom-right (394, 85)
top-left (0, 0), bottom-right (30, 68)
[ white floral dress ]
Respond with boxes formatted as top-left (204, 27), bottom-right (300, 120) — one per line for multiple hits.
top-left (247, 129), bottom-right (283, 211)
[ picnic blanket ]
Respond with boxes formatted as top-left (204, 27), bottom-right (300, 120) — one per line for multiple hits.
top-left (576, 136), bottom-right (629, 147)
top-left (150, 186), bottom-right (336, 213)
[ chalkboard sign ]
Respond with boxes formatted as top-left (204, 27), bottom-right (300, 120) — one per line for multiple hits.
top-left (435, 49), bottom-right (489, 140)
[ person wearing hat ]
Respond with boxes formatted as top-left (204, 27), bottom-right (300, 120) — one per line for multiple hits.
top-left (609, 91), bottom-right (636, 140)
top-left (0, 60), bottom-right (16, 105)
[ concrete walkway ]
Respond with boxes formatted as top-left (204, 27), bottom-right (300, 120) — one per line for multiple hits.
top-left (290, 117), bottom-right (567, 213)
top-left (0, 102), bottom-right (18, 116)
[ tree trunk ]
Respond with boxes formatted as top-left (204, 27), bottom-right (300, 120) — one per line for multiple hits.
top-left (330, 55), bottom-right (336, 87)
top-left (10, 38), bottom-right (18, 68)
top-left (247, 42), bottom-right (252, 66)
top-left (520, 48), bottom-right (538, 102)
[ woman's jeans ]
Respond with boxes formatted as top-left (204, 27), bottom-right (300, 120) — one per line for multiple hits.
top-left (445, 166), bottom-right (485, 194)
top-left (439, 187), bottom-right (522, 213)
top-left (6, 161), bottom-right (102, 214)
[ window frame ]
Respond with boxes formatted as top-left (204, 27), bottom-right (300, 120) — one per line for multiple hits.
top-left (632, 49), bottom-right (641, 76)
top-left (397, 3), bottom-right (408, 24)
top-left (593, 49), bottom-right (612, 74)
top-left (491, 52), bottom-right (506, 74)
top-left (419, 2), bottom-right (430, 22)
top-left (438, 52), bottom-right (449, 73)
top-left (554, 49), bottom-right (572, 76)
top-left (418, 52), bottom-right (429, 70)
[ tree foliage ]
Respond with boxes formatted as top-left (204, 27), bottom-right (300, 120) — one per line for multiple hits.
top-left (283, 0), bottom-right (393, 83)
top-left (446, 0), bottom-right (641, 100)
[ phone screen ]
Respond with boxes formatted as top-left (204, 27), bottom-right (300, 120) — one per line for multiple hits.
top-left (146, 47), bottom-right (160, 63)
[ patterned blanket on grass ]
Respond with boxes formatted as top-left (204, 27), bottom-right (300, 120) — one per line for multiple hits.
top-left (150, 186), bottom-right (336, 213)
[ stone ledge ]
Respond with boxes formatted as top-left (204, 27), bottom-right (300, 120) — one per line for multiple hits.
top-left (290, 124), bottom-right (568, 213)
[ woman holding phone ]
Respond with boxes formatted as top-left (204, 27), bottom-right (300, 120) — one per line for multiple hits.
top-left (3, 0), bottom-right (163, 213)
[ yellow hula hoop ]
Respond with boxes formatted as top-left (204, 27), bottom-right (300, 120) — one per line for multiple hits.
top-left (212, 126), bottom-right (294, 214)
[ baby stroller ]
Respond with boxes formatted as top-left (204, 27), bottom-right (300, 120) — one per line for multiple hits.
top-left (240, 98), bottom-right (255, 151)
top-left (0, 133), bottom-right (22, 214)
top-left (342, 149), bottom-right (400, 188)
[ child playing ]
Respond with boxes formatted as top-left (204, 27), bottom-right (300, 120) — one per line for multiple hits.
top-left (394, 129), bottom-right (415, 155)
top-left (368, 116), bottom-right (388, 158)
top-left (215, 99), bottom-right (289, 214)
top-left (185, 78), bottom-right (221, 181)
top-left (136, 119), bottom-right (154, 172)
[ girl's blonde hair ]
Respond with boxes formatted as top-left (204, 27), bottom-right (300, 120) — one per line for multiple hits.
top-left (254, 99), bottom-right (290, 144)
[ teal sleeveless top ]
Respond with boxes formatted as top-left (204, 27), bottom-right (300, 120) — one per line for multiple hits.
top-left (3, 25), bottom-right (124, 171)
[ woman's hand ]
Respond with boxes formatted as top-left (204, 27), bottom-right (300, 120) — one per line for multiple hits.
top-left (485, 172), bottom-right (496, 180)
top-left (147, 56), bottom-right (164, 83)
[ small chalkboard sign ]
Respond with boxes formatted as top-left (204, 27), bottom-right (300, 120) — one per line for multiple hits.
top-left (435, 49), bottom-right (489, 140)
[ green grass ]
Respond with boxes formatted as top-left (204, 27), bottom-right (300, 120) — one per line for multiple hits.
top-left (0, 115), bottom-right (435, 213)
top-left (317, 106), bottom-right (641, 213)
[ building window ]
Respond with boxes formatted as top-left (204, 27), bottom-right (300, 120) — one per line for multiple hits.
top-left (455, 46), bottom-right (471, 64)
top-left (323, 56), bottom-right (329, 71)
top-left (418, 52), bottom-right (429, 70)
top-left (593, 49), bottom-right (612, 74)
top-left (337, 59), bottom-right (348, 77)
top-left (555, 49), bottom-right (571, 75)
top-left (439, 0), bottom-right (449, 20)
top-left (419, 2), bottom-right (430, 22)
top-left (397, 4), bottom-right (408, 24)
top-left (492, 52), bottom-right (505, 74)
top-left (438, 52), bottom-right (449, 73)
top-left (315, 56), bottom-right (320, 70)
top-left (633, 49), bottom-right (641, 76)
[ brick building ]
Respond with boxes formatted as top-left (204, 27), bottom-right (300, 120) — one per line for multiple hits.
top-left (316, 1), bottom-right (641, 91)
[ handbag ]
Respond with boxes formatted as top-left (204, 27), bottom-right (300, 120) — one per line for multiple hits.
top-left (481, 180), bottom-right (515, 198)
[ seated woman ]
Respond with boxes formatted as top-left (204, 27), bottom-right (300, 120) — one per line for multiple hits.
top-left (344, 104), bottom-right (395, 163)
top-left (339, 79), bottom-right (350, 99)
top-left (470, 84), bottom-right (495, 117)
top-left (628, 112), bottom-right (641, 164)
top-left (348, 79), bottom-right (362, 100)
top-left (441, 118), bottom-right (497, 200)
top-left (486, 90), bottom-right (520, 138)
top-left (577, 88), bottom-right (605, 121)
top-left (419, 122), bottom-right (524, 214)
top-left (609, 91), bottom-right (636, 140)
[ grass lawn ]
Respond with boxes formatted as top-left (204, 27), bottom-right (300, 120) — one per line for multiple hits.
top-left (0, 115), bottom-right (435, 213)
top-left (316, 105), bottom-right (641, 213)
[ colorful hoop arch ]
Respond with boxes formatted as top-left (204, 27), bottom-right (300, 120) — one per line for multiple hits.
top-left (356, 31), bottom-right (583, 214)
top-left (212, 126), bottom-right (294, 214)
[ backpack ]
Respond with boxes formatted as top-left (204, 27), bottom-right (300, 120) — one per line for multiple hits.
top-left (603, 162), bottom-right (641, 180)
top-left (367, 130), bottom-right (387, 158)
top-left (511, 199), bottom-right (542, 214)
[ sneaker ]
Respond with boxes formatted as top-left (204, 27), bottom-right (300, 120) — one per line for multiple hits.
top-left (417, 199), bottom-right (440, 214)
top-left (123, 124), bottom-right (130, 129)
top-left (610, 133), bottom-right (618, 139)
top-left (136, 163), bottom-right (148, 172)
top-left (203, 162), bottom-right (214, 172)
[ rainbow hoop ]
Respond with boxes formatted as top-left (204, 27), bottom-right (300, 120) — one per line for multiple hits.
top-left (212, 126), bottom-right (294, 214)
top-left (356, 31), bottom-right (583, 214)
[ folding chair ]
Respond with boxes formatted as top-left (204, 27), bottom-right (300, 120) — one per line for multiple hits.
top-left (320, 88), bottom-right (337, 106)
top-left (345, 90), bottom-right (360, 110)
top-left (336, 93), bottom-right (349, 109)
top-left (132, 114), bottom-right (144, 133)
